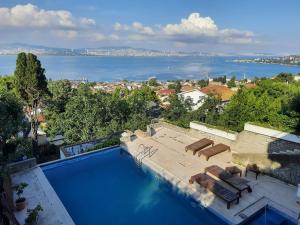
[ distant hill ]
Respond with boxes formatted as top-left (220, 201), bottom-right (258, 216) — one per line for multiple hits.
top-left (0, 43), bottom-right (278, 57)
top-left (232, 55), bottom-right (300, 66)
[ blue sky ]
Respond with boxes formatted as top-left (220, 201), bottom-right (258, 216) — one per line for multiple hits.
top-left (0, 0), bottom-right (299, 54)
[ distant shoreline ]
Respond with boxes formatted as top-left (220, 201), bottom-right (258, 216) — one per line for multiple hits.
top-left (228, 59), bottom-right (300, 67)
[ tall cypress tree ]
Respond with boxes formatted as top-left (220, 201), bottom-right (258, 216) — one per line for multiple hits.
top-left (15, 53), bottom-right (49, 153)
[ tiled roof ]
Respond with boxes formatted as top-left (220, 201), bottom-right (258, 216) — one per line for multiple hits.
top-left (180, 85), bottom-right (194, 92)
top-left (244, 83), bottom-right (256, 89)
top-left (201, 84), bottom-right (235, 101)
top-left (157, 89), bottom-right (176, 96)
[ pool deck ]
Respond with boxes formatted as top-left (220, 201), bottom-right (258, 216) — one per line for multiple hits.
top-left (11, 167), bottom-right (75, 225)
top-left (122, 126), bottom-right (300, 224)
top-left (10, 125), bottom-right (299, 225)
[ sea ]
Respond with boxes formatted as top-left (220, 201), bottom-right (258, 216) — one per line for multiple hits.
top-left (0, 55), bottom-right (299, 81)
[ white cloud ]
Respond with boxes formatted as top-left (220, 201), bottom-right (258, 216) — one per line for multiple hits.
top-left (53, 30), bottom-right (78, 39)
top-left (114, 22), bottom-right (154, 35)
top-left (0, 6), bottom-right (257, 50)
top-left (0, 4), bottom-right (75, 29)
top-left (0, 4), bottom-right (96, 30)
top-left (80, 18), bottom-right (96, 27)
top-left (162, 13), bottom-right (254, 44)
top-left (113, 13), bottom-right (255, 45)
top-left (163, 13), bottom-right (217, 36)
top-left (94, 33), bottom-right (106, 41)
top-left (131, 22), bottom-right (154, 35)
top-left (114, 22), bottom-right (129, 31)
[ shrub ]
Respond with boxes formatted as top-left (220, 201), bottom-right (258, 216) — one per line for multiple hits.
top-left (88, 136), bottom-right (120, 152)
top-left (25, 204), bottom-right (43, 225)
top-left (13, 182), bottom-right (28, 202)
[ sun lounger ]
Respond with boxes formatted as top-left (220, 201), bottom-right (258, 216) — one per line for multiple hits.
top-left (205, 165), bottom-right (252, 197)
top-left (189, 173), bottom-right (239, 209)
top-left (198, 143), bottom-right (230, 160)
top-left (185, 138), bottom-right (214, 155)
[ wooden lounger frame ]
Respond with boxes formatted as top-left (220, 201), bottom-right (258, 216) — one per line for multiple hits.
top-left (198, 143), bottom-right (230, 160)
top-left (205, 165), bottom-right (252, 197)
top-left (185, 138), bottom-right (214, 155)
top-left (189, 173), bottom-right (239, 209)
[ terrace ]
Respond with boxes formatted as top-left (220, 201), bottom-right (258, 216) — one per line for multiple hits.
top-left (122, 123), bottom-right (299, 224)
top-left (7, 121), bottom-right (300, 225)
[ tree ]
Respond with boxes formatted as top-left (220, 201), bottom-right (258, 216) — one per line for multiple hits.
top-left (227, 76), bottom-right (236, 88)
top-left (15, 53), bottom-right (49, 151)
top-left (213, 76), bottom-right (226, 84)
top-left (219, 88), bottom-right (257, 131)
top-left (0, 91), bottom-right (24, 156)
top-left (163, 94), bottom-right (188, 121)
top-left (168, 83), bottom-right (175, 90)
top-left (198, 79), bottom-right (209, 88)
top-left (0, 75), bottom-right (16, 93)
top-left (46, 80), bottom-right (73, 113)
top-left (148, 78), bottom-right (158, 86)
top-left (191, 94), bottom-right (221, 123)
top-left (174, 80), bottom-right (182, 93)
top-left (45, 83), bottom-right (160, 143)
top-left (44, 80), bottom-right (74, 138)
top-left (275, 72), bottom-right (294, 83)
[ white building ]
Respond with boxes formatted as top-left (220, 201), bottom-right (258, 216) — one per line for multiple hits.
top-left (178, 89), bottom-right (207, 110)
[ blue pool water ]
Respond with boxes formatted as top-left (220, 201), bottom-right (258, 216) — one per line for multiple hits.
top-left (42, 147), bottom-right (228, 225)
top-left (244, 206), bottom-right (297, 225)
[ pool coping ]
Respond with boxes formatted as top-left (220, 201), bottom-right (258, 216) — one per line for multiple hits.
top-left (39, 145), bottom-right (233, 224)
top-left (35, 145), bottom-right (120, 225)
top-left (37, 145), bottom-right (299, 225)
top-left (121, 144), bottom-right (236, 225)
top-left (121, 144), bottom-right (300, 225)
top-left (39, 145), bottom-right (120, 167)
top-left (33, 167), bottom-right (75, 225)
top-left (235, 196), bottom-right (299, 225)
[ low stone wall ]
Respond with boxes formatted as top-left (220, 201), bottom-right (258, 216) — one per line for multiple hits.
top-left (245, 123), bottom-right (300, 144)
top-left (233, 153), bottom-right (300, 185)
top-left (6, 158), bottom-right (37, 174)
top-left (233, 130), bottom-right (300, 154)
top-left (158, 120), bottom-right (300, 185)
top-left (158, 121), bottom-right (190, 135)
top-left (233, 124), bottom-right (300, 185)
top-left (156, 120), bottom-right (235, 148)
top-left (190, 121), bottom-right (238, 141)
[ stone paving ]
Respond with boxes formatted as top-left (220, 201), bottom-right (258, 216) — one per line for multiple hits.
top-left (122, 126), bottom-right (300, 224)
top-left (11, 167), bottom-right (75, 225)
top-left (11, 125), bottom-right (300, 225)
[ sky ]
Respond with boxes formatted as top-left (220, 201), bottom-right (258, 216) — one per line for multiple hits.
top-left (0, 0), bottom-right (299, 54)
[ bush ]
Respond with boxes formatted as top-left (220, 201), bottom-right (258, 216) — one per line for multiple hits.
top-left (88, 136), bottom-right (120, 152)
top-left (25, 204), bottom-right (43, 225)
top-left (6, 138), bottom-right (33, 162)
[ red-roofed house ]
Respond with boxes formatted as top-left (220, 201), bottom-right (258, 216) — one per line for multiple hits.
top-left (201, 84), bottom-right (235, 103)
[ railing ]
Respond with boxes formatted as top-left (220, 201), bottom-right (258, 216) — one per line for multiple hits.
top-left (134, 144), bottom-right (158, 166)
top-left (60, 132), bottom-right (122, 158)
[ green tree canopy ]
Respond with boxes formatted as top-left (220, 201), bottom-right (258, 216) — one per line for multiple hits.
top-left (0, 91), bottom-right (25, 156)
top-left (148, 78), bottom-right (158, 86)
top-left (45, 84), bottom-right (160, 143)
top-left (227, 76), bottom-right (236, 88)
top-left (15, 53), bottom-right (49, 150)
top-left (198, 79), bottom-right (209, 88)
top-left (0, 75), bottom-right (16, 93)
top-left (275, 72), bottom-right (294, 83)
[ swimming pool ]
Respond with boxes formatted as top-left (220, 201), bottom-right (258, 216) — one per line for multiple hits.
top-left (42, 147), bottom-right (229, 225)
top-left (243, 205), bottom-right (297, 225)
